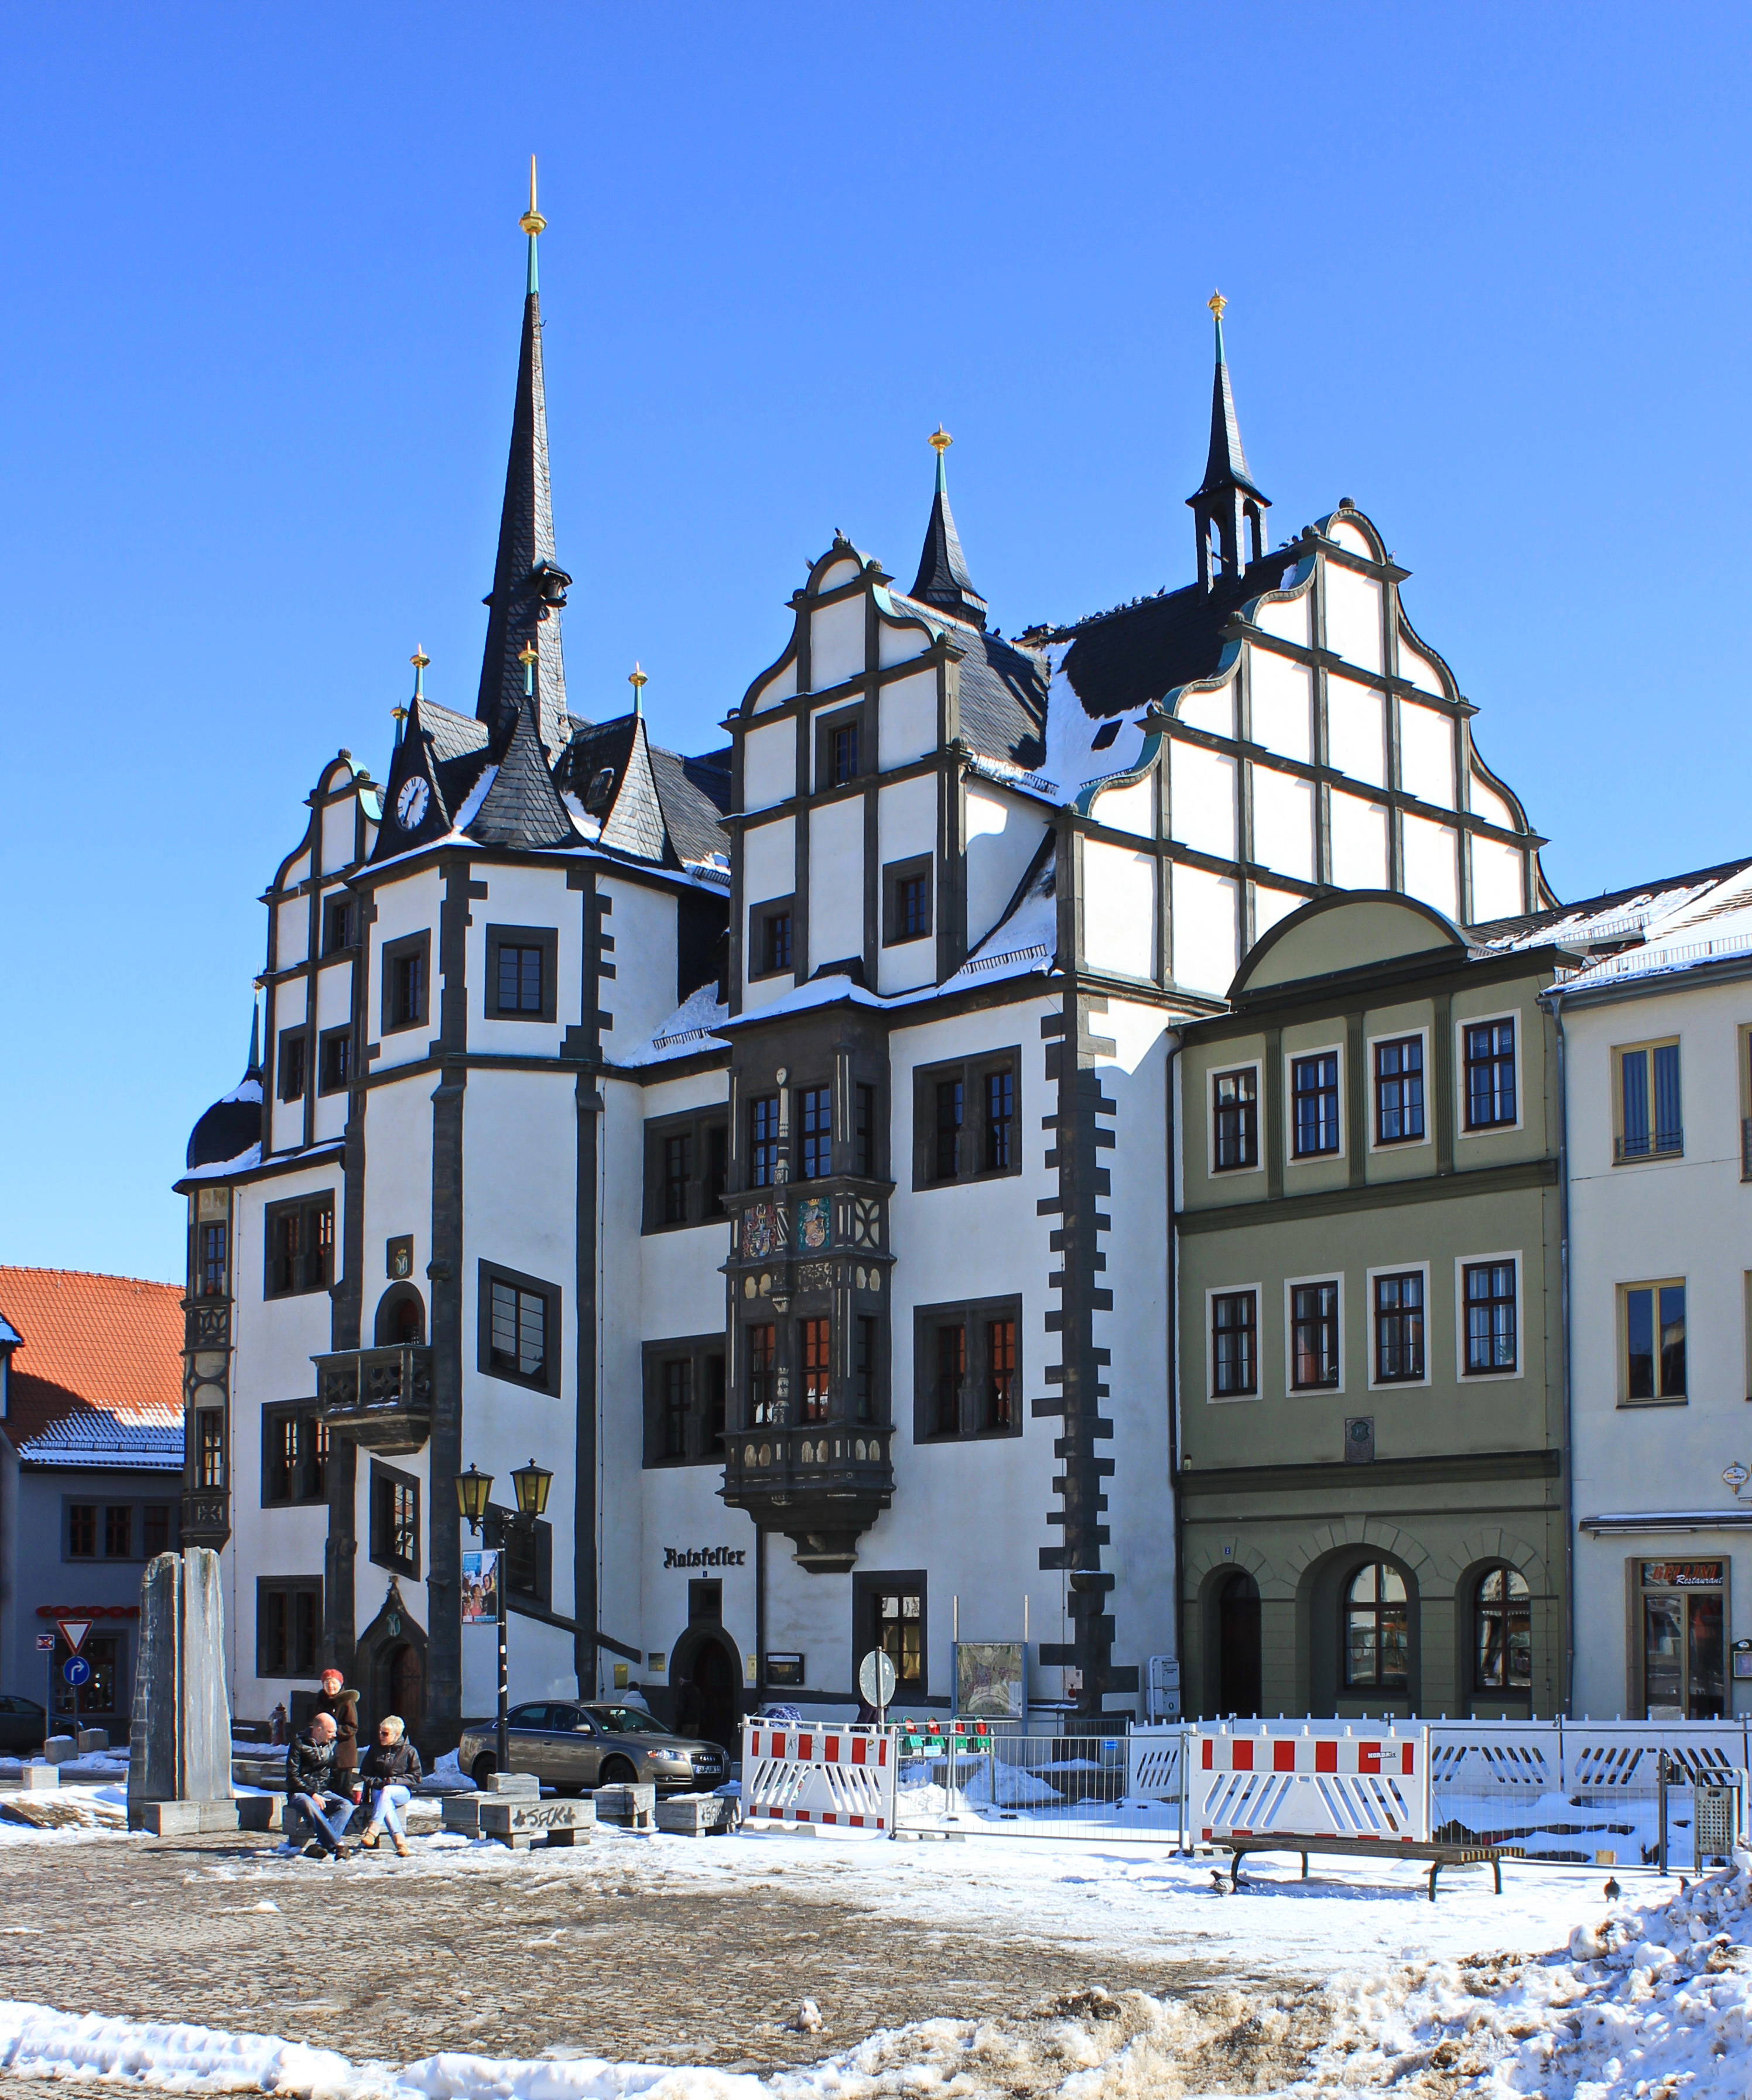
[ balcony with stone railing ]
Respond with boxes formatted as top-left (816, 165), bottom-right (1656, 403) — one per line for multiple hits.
top-left (720, 1422), bottom-right (895, 1574)
top-left (313, 1344), bottom-right (433, 1454)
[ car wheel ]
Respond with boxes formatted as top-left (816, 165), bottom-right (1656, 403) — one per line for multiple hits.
top-left (471, 1753), bottom-right (497, 1789)
top-left (600, 1756), bottom-right (637, 1786)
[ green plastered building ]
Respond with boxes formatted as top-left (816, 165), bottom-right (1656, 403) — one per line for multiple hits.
top-left (1175, 891), bottom-right (1576, 1721)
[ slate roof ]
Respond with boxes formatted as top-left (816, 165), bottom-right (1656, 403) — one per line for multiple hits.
top-left (651, 745), bottom-right (731, 866)
top-left (466, 696), bottom-right (576, 851)
top-left (909, 457), bottom-right (988, 629)
top-left (885, 591), bottom-right (1049, 772)
top-left (0, 1268), bottom-right (184, 1468)
top-left (186, 1077), bottom-right (262, 1171)
top-left (1195, 314), bottom-right (1268, 504)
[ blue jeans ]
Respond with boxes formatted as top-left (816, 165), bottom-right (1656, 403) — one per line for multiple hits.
top-left (367, 1784), bottom-right (412, 1837)
top-left (294, 1790), bottom-right (354, 1850)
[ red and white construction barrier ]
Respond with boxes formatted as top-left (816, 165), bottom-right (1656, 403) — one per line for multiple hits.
top-left (1194, 1728), bottom-right (1430, 1844)
top-left (741, 1724), bottom-right (896, 1831)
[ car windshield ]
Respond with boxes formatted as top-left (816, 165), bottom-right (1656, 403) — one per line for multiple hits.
top-left (591, 1705), bottom-right (674, 1736)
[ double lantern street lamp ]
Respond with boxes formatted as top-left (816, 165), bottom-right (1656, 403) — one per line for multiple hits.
top-left (454, 1458), bottom-right (553, 1777)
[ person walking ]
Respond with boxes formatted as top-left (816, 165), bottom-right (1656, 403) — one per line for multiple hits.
top-left (286, 1712), bottom-right (354, 1859)
top-left (312, 1669), bottom-right (358, 1780)
top-left (355, 1714), bottom-right (422, 1856)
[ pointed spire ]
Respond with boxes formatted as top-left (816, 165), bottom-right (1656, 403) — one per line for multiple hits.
top-left (1188, 292), bottom-right (1269, 590)
top-left (246, 1001), bottom-right (262, 1078)
top-left (395, 646), bottom-right (427, 746)
top-left (477, 158), bottom-right (572, 762)
top-left (908, 427), bottom-right (988, 628)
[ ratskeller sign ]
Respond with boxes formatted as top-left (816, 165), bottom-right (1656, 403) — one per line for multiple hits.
top-left (663, 1546), bottom-right (747, 1568)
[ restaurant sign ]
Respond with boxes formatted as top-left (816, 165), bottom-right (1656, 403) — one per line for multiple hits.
top-left (1641, 1561), bottom-right (1724, 1588)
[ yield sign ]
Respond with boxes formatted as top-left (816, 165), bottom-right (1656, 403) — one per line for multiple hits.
top-left (56, 1619), bottom-right (93, 1654)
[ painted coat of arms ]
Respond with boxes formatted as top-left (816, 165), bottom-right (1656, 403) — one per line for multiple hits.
top-left (742, 1203), bottom-right (779, 1259)
top-left (796, 1196), bottom-right (830, 1251)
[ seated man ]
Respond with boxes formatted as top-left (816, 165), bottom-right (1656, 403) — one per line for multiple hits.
top-left (356, 1714), bottom-right (423, 1857)
top-left (285, 1711), bottom-right (353, 1859)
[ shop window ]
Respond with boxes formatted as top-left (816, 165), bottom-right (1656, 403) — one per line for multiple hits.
top-left (1291, 1052), bottom-right (1340, 1157)
top-left (1463, 1260), bottom-right (1518, 1376)
top-left (263, 1404), bottom-right (329, 1507)
top-left (915, 1297), bottom-right (1022, 1441)
top-left (485, 924), bottom-right (558, 1022)
top-left (257, 1577), bottom-right (323, 1679)
top-left (52, 1631), bottom-right (121, 1725)
top-left (1291, 1281), bottom-right (1340, 1390)
top-left (1463, 1018), bottom-right (1517, 1129)
top-left (1343, 1561), bottom-right (1409, 1690)
top-left (1212, 1068), bottom-right (1258, 1171)
top-left (264, 1194), bottom-right (334, 1299)
top-left (1638, 1561), bottom-right (1726, 1719)
top-left (477, 1261), bottom-right (560, 1395)
top-left (1473, 1565), bottom-right (1531, 1691)
top-left (1622, 1280), bottom-right (1686, 1402)
top-left (1211, 1289), bottom-right (1258, 1397)
top-left (1373, 1272), bottom-right (1425, 1383)
top-left (1614, 1041), bottom-right (1682, 1162)
top-left (381, 931), bottom-right (430, 1033)
top-left (914, 1053), bottom-right (1021, 1188)
top-left (369, 1461), bottom-right (420, 1578)
top-left (1374, 1036), bottom-right (1425, 1145)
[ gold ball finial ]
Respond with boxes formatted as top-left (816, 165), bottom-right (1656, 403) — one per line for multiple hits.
top-left (929, 426), bottom-right (953, 455)
top-left (1207, 289), bottom-right (1227, 320)
top-left (517, 638), bottom-right (539, 667)
top-left (628, 662), bottom-right (648, 693)
top-left (519, 153), bottom-right (546, 238)
top-left (410, 646), bottom-right (430, 672)
top-left (391, 705), bottom-right (409, 724)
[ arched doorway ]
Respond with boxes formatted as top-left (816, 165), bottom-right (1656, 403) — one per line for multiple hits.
top-left (1217, 1570), bottom-right (1262, 1717)
top-left (384, 1641), bottom-right (426, 1736)
top-left (353, 1578), bottom-right (429, 1746)
top-left (669, 1626), bottom-right (741, 1753)
top-left (374, 1285), bottom-right (426, 1347)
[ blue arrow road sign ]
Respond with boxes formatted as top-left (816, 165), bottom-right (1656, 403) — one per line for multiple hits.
top-left (62, 1656), bottom-right (91, 1688)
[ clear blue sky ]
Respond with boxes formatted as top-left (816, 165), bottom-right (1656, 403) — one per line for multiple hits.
top-left (2, 4), bottom-right (1748, 1284)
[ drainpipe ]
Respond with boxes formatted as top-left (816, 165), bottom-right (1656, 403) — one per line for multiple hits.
top-left (1550, 989), bottom-right (1576, 1718)
top-left (1165, 1034), bottom-right (1185, 1718)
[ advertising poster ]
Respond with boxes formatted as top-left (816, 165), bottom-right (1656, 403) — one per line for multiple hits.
top-left (954, 1640), bottom-right (1026, 1719)
top-left (461, 1548), bottom-right (499, 1625)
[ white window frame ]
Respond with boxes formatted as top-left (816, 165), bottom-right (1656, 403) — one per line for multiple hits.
top-left (1283, 1270), bottom-right (1346, 1398)
top-left (1204, 1282), bottom-right (1263, 1403)
top-left (1366, 1259), bottom-right (1433, 1391)
top-left (1455, 1009), bottom-right (1524, 1140)
top-left (1284, 1041), bottom-right (1346, 1167)
top-left (1452, 1249), bottom-right (1524, 1384)
top-left (1365, 1025), bottom-right (1433, 1155)
top-left (1206, 1058), bottom-right (1265, 1180)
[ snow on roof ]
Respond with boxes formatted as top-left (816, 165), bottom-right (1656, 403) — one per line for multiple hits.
top-left (1556, 863), bottom-right (1752, 996)
top-left (0, 1315), bottom-right (20, 1348)
top-left (180, 1142), bottom-right (265, 1183)
top-left (941, 850), bottom-right (1059, 994)
top-left (15, 1404), bottom-right (183, 1471)
top-left (0, 1268), bottom-right (184, 1462)
top-left (620, 982), bottom-right (731, 1067)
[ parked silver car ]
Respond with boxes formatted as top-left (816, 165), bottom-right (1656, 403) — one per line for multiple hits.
top-left (457, 1701), bottom-right (730, 1794)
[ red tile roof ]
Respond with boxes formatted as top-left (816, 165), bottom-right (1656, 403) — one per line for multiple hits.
top-left (0, 1268), bottom-right (184, 1457)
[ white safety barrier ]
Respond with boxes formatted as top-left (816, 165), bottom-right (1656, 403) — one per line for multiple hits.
top-left (1194, 1727), bottom-right (1431, 1844)
top-left (1125, 1725), bottom-right (1189, 1807)
top-left (741, 1723), bottom-right (896, 1831)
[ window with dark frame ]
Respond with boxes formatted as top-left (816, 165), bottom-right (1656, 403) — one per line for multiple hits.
top-left (321, 895), bottom-right (355, 955)
top-left (487, 1275), bottom-right (548, 1385)
top-left (195, 1408), bottom-right (225, 1488)
top-left (497, 942), bottom-right (544, 1015)
top-left (67, 1505), bottom-right (95, 1557)
top-left (1474, 1565), bottom-right (1532, 1691)
top-left (984, 1318), bottom-right (1016, 1430)
top-left (1343, 1562), bottom-right (1410, 1689)
top-left (1213, 1068), bottom-right (1258, 1170)
top-left (706, 1123), bottom-right (728, 1215)
top-left (642, 1114), bottom-right (730, 1232)
top-left (798, 1087), bottom-right (832, 1179)
top-left (854, 1317), bottom-right (877, 1423)
top-left (1624, 1280), bottom-right (1686, 1401)
top-left (1463, 1260), bottom-right (1518, 1375)
top-left (1374, 1037), bottom-right (1425, 1145)
top-left (1212, 1290), bottom-right (1257, 1396)
top-left (831, 721), bottom-right (860, 785)
top-left (276, 1030), bottom-right (307, 1105)
top-left (257, 1578), bottom-right (323, 1679)
top-left (706, 1352), bottom-right (726, 1450)
top-left (1616, 1043), bottom-right (1683, 1162)
top-left (750, 1095), bottom-right (779, 1188)
top-left (854, 1084), bottom-right (877, 1178)
top-left (1464, 1019), bottom-right (1517, 1129)
top-left (104, 1505), bottom-right (132, 1558)
top-left (264, 1195), bottom-right (334, 1299)
top-left (663, 1359), bottom-right (691, 1457)
top-left (916, 1299), bottom-right (1021, 1441)
top-left (318, 1026), bottom-right (351, 1095)
top-left (934, 1078), bottom-right (962, 1181)
top-left (642, 1340), bottom-right (726, 1467)
top-left (750, 901), bottom-right (794, 979)
top-left (747, 1323), bottom-right (775, 1426)
top-left (1291, 1281), bottom-right (1340, 1390)
top-left (263, 1405), bottom-right (329, 1508)
top-left (984, 1068), bottom-right (1014, 1172)
top-left (868, 1583), bottom-right (925, 1690)
top-left (142, 1503), bottom-right (173, 1557)
top-left (1291, 1053), bottom-right (1340, 1157)
top-left (883, 857), bottom-right (933, 947)
top-left (917, 1054), bottom-right (1020, 1188)
top-left (369, 1462), bottom-right (419, 1577)
top-left (662, 1132), bottom-right (692, 1224)
top-left (1373, 1272), bottom-right (1425, 1383)
top-left (800, 1317), bottom-right (831, 1421)
top-left (382, 934), bottom-right (430, 1032)
top-left (933, 1323), bottom-right (964, 1437)
top-left (198, 1221), bottom-right (227, 1299)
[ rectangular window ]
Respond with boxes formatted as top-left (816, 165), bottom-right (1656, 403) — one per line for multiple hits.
top-left (663, 1359), bottom-right (691, 1457)
top-left (276, 1028), bottom-right (307, 1105)
top-left (642, 1113), bottom-right (730, 1232)
top-left (1211, 1290), bottom-right (1258, 1397)
top-left (1213, 1068), bottom-right (1258, 1170)
top-left (195, 1407), bottom-right (225, 1488)
top-left (984, 1068), bottom-right (1014, 1172)
top-left (816, 708), bottom-right (864, 791)
top-left (478, 1261), bottom-right (559, 1394)
top-left (746, 1323), bottom-right (775, 1426)
top-left (1616, 1042), bottom-right (1683, 1162)
top-left (1463, 1260), bottom-right (1518, 1375)
top-left (317, 1025), bottom-right (351, 1095)
top-left (916, 1054), bottom-right (1021, 1188)
top-left (499, 1506), bottom-right (553, 1608)
top-left (706, 1123), bottom-right (728, 1215)
top-left (749, 899), bottom-right (795, 979)
top-left (369, 1462), bottom-right (420, 1577)
top-left (915, 1297), bottom-right (1022, 1441)
top-left (662, 1132), bottom-right (693, 1224)
top-left (831, 721), bottom-right (860, 784)
top-left (321, 895), bottom-right (355, 955)
top-left (798, 1086), bottom-right (833, 1180)
top-left (1623, 1280), bottom-right (1686, 1401)
top-left (198, 1221), bottom-right (227, 1299)
top-left (142, 1503), bottom-right (174, 1557)
top-left (854, 1316), bottom-right (877, 1423)
top-left (641, 1337), bottom-right (725, 1466)
top-left (1374, 1037), bottom-right (1425, 1145)
top-left (934, 1078), bottom-right (962, 1181)
top-left (854, 1084), bottom-right (877, 1178)
top-left (750, 1095), bottom-right (779, 1188)
top-left (264, 1195), bottom-right (335, 1298)
top-left (1464, 1018), bottom-right (1517, 1129)
top-left (706, 1352), bottom-right (726, 1451)
top-left (1291, 1282), bottom-right (1340, 1390)
top-left (262, 1405), bottom-right (329, 1508)
top-left (485, 924), bottom-right (557, 1022)
top-left (984, 1318), bottom-right (1016, 1430)
top-left (67, 1504), bottom-right (96, 1558)
top-left (1639, 1561), bottom-right (1725, 1719)
top-left (883, 856), bottom-right (934, 947)
top-left (1374, 1271), bottom-right (1425, 1382)
top-left (381, 931), bottom-right (430, 1033)
top-left (1291, 1053), bottom-right (1340, 1157)
top-left (800, 1317), bottom-right (831, 1422)
top-left (103, 1505), bottom-right (132, 1558)
top-left (860, 1578), bottom-right (925, 1693)
top-left (256, 1578), bottom-right (323, 1679)
top-left (934, 1323), bottom-right (965, 1436)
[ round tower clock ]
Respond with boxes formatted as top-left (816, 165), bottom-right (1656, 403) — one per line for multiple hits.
top-left (396, 777), bottom-right (430, 830)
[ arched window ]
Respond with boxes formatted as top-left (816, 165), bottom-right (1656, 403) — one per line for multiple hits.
top-left (374, 1284), bottom-right (426, 1348)
top-left (1343, 1561), bottom-right (1409, 1688)
top-left (1474, 1565), bottom-right (1531, 1691)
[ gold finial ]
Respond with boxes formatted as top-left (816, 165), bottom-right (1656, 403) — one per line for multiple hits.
top-left (410, 646), bottom-right (430, 672)
top-left (517, 638), bottom-right (539, 666)
top-left (391, 704), bottom-right (409, 724)
top-left (519, 155), bottom-right (546, 238)
top-left (929, 426), bottom-right (953, 455)
top-left (628, 662), bottom-right (648, 693)
top-left (1207, 289), bottom-right (1227, 320)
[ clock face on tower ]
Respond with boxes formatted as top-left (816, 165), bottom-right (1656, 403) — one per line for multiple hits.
top-left (396, 777), bottom-right (430, 831)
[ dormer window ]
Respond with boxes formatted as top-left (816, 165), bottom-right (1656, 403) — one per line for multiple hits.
top-left (1090, 721), bottom-right (1123, 751)
top-left (590, 769), bottom-right (615, 803)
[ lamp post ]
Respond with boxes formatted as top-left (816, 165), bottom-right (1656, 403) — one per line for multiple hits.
top-left (456, 1458), bottom-right (553, 1777)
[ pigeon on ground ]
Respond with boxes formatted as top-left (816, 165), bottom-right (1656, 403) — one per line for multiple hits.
top-left (1604, 1877), bottom-right (1622, 1901)
top-left (792, 2000), bottom-right (823, 2034)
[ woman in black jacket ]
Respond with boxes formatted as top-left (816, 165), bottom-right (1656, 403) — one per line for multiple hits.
top-left (356, 1715), bottom-right (423, 1856)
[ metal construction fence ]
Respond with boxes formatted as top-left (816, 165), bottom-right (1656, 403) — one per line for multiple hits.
top-left (741, 1715), bottom-right (1751, 1863)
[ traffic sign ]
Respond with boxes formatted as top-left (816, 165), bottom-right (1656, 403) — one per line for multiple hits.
top-left (56, 1619), bottom-right (92, 1654)
top-left (857, 1647), bottom-right (897, 1716)
top-left (35, 1634), bottom-right (54, 1653)
top-left (62, 1656), bottom-right (92, 1688)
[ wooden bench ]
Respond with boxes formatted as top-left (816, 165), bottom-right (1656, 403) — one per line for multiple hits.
top-left (1218, 1834), bottom-right (1524, 1901)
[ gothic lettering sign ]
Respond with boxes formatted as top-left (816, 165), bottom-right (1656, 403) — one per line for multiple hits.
top-left (663, 1546), bottom-right (748, 1568)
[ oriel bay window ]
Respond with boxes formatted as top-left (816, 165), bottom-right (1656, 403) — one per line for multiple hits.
top-left (1212, 1068), bottom-right (1258, 1170)
top-left (194, 1407), bottom-right (225, 1489)
top-left (1615, 1041), bottom-right (1682, 1162)
top-left (1463, 1017), bottom-right (1517, 1130)
top-left (1373, 1272), bottom-right (1425, 1383)
top-left (264, 1194), bottom-right (334, 1299)
top-left (1210, 1290), bottom-right (1258, 1397)
top-left (1291, 1053), bottom-right (1340, 1158)
top-left (749, 1095), bottom-right (779, 1187)
top-left (746, 1323), bottom-right (776, 1426)
top-left (915, 1297), bottom-right (1022, 1441)
top-left (477, 1262), bottom-right (559, 1394)
top-left (1462, 1260), bottom-right (1518, 1376)
top-left (916, 1052), bottom-right (1021, 1187)
top-left (1290, 1281), bottom-right (1340, 1390)
top-left (1623, 1280), bottom-right (1686, 1402)
top-left (1374, 1037), bottom-right (1425, 1145)
top-left (800, 1317), bottom-right (831, 1421)
top-left (798, 1087), bottom-right (832, 1179)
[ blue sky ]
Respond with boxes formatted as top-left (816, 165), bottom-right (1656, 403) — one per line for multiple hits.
top-left (2, 4), bottom-right (1748, 1283)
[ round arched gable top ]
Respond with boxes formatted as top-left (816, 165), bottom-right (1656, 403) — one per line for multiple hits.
top-left (1230, 888), bottom-right (1465, 1002)
top-left (1315, 502), bottom-right (1390, 563)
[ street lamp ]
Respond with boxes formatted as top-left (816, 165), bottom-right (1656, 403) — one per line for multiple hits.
top-left (455, 1460), bottom-right (553, 1777)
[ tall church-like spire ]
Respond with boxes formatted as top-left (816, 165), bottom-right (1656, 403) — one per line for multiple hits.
top-left (475, 157), bottom-right (572, 759)
top-left (1188, 292), bottom-right (1270, 592)
top-left (908, 427), bottom-right (988, 628)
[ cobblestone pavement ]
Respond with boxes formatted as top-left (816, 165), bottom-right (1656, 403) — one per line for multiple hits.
top-left (0, 1827), bottom-right (1316, 2085)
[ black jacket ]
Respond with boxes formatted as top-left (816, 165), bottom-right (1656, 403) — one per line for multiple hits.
top-left (357, 1738), bottom-right (423, 1789)
top-left (285, 1731), bottom-right (342, 1798)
